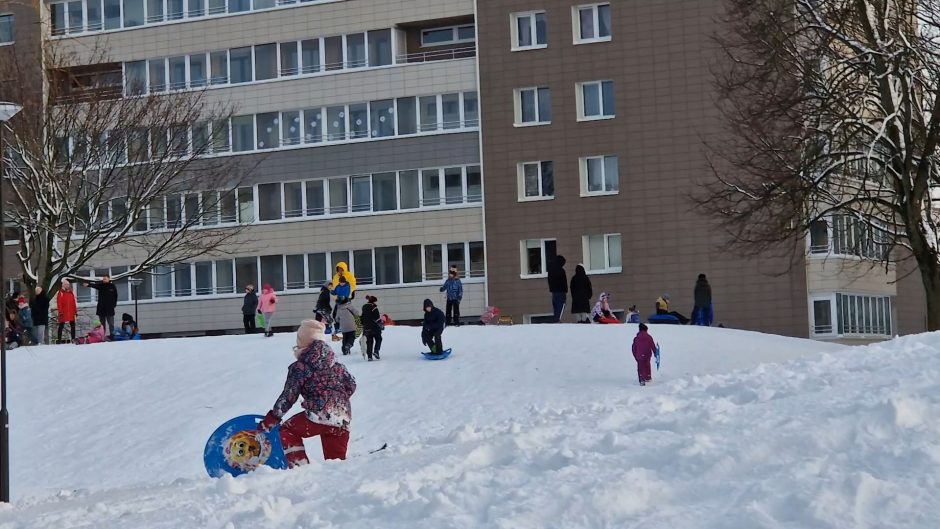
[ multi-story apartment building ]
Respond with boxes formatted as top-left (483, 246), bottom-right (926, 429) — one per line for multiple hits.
top-left (475, 0), bottom-right (928, 343)
top-left (0, 0), bottom-right (929, 341)
top-left (2, 0), bottom-right (486, 335)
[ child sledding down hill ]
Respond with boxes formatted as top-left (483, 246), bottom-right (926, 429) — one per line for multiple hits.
top-left (592, 292), bottom-right (620, 324)
top-left (76, 318), bottom-right (106, 344)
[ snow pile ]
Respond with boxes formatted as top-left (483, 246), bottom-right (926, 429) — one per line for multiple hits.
top-left (3, 325), bottom-right (939, 528)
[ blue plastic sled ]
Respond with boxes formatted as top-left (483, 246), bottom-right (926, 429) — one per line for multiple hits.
top-left (204, 414), bottom-right (287, 478)
top-left (648, 314), bottom-right (681, 325)
top-left (421, 348), bottom-right (453, 360)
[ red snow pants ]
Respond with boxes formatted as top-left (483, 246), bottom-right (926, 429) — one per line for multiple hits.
top-left (633, 352), bottom-right (652, 382)
top-left (279, 413), bottom-right (350, 468)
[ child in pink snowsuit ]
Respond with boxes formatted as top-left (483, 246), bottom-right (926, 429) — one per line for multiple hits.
top-left (632, 323), bottom-right (656, 386)
top-left (259, 319), bottom-right (356, 467)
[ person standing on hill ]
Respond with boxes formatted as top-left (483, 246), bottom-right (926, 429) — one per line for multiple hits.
top-left (330, 275), bottom-right (352, 334)
top-left (692, 273), bottom-right (713, 326)
top-left (314, 281), bottom-right (333, 325)
top-left (632, 323), bottom-right (656, 386)
top-left (335, 296), bottom-right (360, 356)
top-left (30, 286), bottom-right (50, 345)
top-left (85, 275), bottom-right (118, 339)
top-left (361, 295), bottom-right (383, 361)
top-left (241, 284), bottom-right (258, 334)
top-left (56, 279), bottom-right (78, 343)
top-left (331, 262), bottom-right (357, 298)
top-left (257, 283), bottom-right (278, 337)
top-left (547, 255), bottom-right (568, 323)
top-left (569, 264), bottom-right (593, 324)
top-left (439, 269), bottom-right (463, 326)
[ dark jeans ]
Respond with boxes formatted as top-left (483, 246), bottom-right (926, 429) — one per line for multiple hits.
top-left (243, 314), bottom-right (256, 334)
top-left (445, 300), bottom-right (461, 325)
top-left (551, 292), bottom-right (567, 322)
top-left (57, 321), bottom-right (76, 342)
top-left (423, 331), bottom-right (444, 354)
top-left (366, 332), bottom-right (382, 359)
top-left (101, 314), bottom-right (115, 337)
top-left (657, 308), bottom-right (690, 325)
top-left (341, 331), bottom-right (356, 355)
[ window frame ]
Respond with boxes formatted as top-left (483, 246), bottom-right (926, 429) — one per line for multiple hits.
top-left (420, 24), bottom-right (476, 47)
top-left (577, 80), bottom-right (615, 121)
top-left (517, 161), bottom-right (554, 201)
top-left (581, 233), bottom-right (622, 274)
top-left (809, 292), bottom-right (893, 338)
top-left (572, 2), bottom-right (612, 44)
top-left (579, 154), bottom-right (620, 196)
top-left (0, 13), bottom-right (13, 45)
top-left (510, 11), bottom-right (547, 51)
top-left (519, 238), bottom-right (557, 278)
top-left (514, 86), bottom-right (552, 126)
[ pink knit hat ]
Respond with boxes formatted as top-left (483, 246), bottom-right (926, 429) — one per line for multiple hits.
top-left (295, 319), bottom-right (326, 351)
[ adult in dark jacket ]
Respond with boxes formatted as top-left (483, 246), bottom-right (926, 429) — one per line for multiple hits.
top-left (241, 284), bottom-right (258, 334)
top-left (546, 255), bottom-right (568, 323)
top-left (314, 281), bottom-right (333, 324)
top-left (692, 274), bottom-right (713, 326)
top-left (569, 264), bottom-right (593, 323)
top-left (421, 298), bottom-right (446, 354)
top-left (85, 275), bottom-right (118, 338)
top-left (30, 287), bottom-right (50, 345)
top-left (361, 295), bottom-right (382, 361)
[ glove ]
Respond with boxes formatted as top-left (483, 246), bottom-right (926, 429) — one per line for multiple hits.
top-left (257, 309), bottom-right (262, 314)
top-left (257, 410), bottom-right (279, 433)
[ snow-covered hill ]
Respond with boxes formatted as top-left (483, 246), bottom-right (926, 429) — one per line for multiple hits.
top-left (2, 325), bottom-right (938, 528)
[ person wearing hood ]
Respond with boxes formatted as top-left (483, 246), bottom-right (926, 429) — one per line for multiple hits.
top-left (421, 299), bottom-right (446, 354)
top-left (632, 323), bottom-right (657, 386)
top-left (30, 286), bottom-right (50, 345)
top-left (84, 275), bottom-right (118, 339)
top-left (691, 273), bottom-right (713, 326)
top-left (241, 284), bottom-right (258, 334)
top-left (546, 255), bottom-right (568, 323)
top-left (120, 312), bottom-right (139, 338)
top-left (361, 295), bottom-right (382, 361)
top-left (257, 283), bottom-right (278, 337)
top-left (16, 296), bottom-right (36, 345)
top-left (331, 262), bottom-right (357, 298)
top-left (656, 293), bottom-right (689, 325)
top-left (258, 319), bottom-right (357, 467)
top-left (314, 281), bottom-right (333, 325)
top-left (56, 279), bottom-right (78, 343)
top-left (330, 275), bottom-right (352, 333)
top-left (335, 295), bottom-right (361, 356)
top-left (592, 292), bottom-right (620, 324)
top-left (569, 264), bottom-right (593, 323)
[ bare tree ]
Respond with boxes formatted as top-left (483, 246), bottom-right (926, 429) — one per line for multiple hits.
top-left (700, 0), bottom-right (940, 329)
top-left (1, 37), bottom-right (252, 298)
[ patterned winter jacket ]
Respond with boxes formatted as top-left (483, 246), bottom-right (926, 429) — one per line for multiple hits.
top-left (439, 277), bottom-right (463, 301)
top-left (271, 340), bottom-right (357, 430)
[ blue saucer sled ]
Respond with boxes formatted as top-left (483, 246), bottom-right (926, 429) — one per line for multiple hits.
top-left (421, 348), bottom-right (453, 360)
top-left (204, 414), bottom-right (287, 477)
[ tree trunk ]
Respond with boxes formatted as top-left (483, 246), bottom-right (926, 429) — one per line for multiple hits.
top-left (920, 266), bottom-right (940, 332)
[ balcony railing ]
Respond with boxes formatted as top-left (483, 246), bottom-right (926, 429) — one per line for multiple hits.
top-left (396, 46), bottom-right (476, 64)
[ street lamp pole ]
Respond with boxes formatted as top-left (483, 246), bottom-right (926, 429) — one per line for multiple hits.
top-left (128, 277), bottom-right (143, 325)
top-left (1, 102), bottom-right (23, 503)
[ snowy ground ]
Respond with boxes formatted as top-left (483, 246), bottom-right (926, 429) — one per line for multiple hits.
top-left (1, 324), bottom-right (939, 528)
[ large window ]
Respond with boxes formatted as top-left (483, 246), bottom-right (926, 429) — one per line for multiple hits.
top-left (518, 161), bottom-right (554, 200)
top-left (521, 239), bottom-right (557, 277)
top-left (573, 3), bottom-right (611, 43)
top-left (581, 155), bottom-right (619, 195)
top-left (583, 233), bottom-right (622, 273)
top-left (374, 246), bottom-right (400, 285)
top-left (578, 80), bottom-right (615, 120)
top-left (421, 24), bottom-right (475, 47)
top-left (515, 87), bottom-right (552, 125)
top-left (368, 29), bottom-right (393, 66)
top-left (0, 14), bottom-right (13, 44)
top-left (229, 47), bottom-right (253, 83)
top-left (260, 255), bottom-right (284, 291)
top-left (512, 11), bottom-right (547, 50)
top-left (812, 294), bottom-right (893, 337)
top-left (353, 249), bottom-right (374, 285)
top-left (258, 183), bottom-right (282, 221)
top-left (254, 43), bottom-right (278, 81)
top-left (809, 214), bottom-right (889, 259)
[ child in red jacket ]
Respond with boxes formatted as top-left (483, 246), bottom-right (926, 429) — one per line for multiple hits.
top-left (632, 323), bottom-right (656, 386)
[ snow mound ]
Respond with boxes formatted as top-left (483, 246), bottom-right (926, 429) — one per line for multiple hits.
top-left (4, 325), bottom-right (939, 528)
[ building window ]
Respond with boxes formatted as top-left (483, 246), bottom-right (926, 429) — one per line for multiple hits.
top-left (0, 14), bottom-right (13, 44)
top-left (521, 239), bottom-right (557, 277)
top-left (353, 249), bottom-right (374, 285)
top-left (582, 233), bottom-right (622, 273)
top-left (254, 43), bottom-right (278, 81)
top-left (307, 253), bottom-right (327, 286)
top-left (258, 183), bottom-right (282, 221)
top-left (808, 214), bottom-right (889, 259)
top-left (518, 161), bottom-right (554, 200)
top-left (421, 24), bottom-right (475, 47)
top-left (512, 11), bottom-right (547, 50)
top-left (368, 29), bottom-right (393, 67)
top-left (577, 80), bottom-right (615, 120)
top-left (812, 298), bottom-right (833, 334)
top-left (809, 219), bottom-right (829, 253)
top-left (374, 246), bottom-right (400, 285)
top-left (581, 155), bottom-right (619, 195)
top-left (573, 3), bottom-right (611, 43)
top-left (811, 293), bottom-right (893, 337)
top-left (515, 87), bottom-right (552, 125)
top-left (229, 47), bottom-right (253, 83)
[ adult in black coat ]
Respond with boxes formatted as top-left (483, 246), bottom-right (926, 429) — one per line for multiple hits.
top-left (361, 295), bottom-right (382, 360)
top-left (692, 273), bottom-right (713, 326)
top-left (241, 284), bottom-right (258, 334)
top-left (85, 276), bottom-right (119, 338)
top-left (314, 281), bottom-right (333, 323)
top-left (421, 298), bottom-right (446, 354)
top-left (546, 255), bottom-right (568, 323)
top-left (29, 287), bottom-right (50, 344)
top-left (569, 265), bottom-right (593, 323)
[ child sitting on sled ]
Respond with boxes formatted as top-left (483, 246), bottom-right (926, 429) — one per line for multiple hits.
top-left (258, 319), bottom-right (357, 467)
top-left (76, 318), bottom-right (106, 344)
top-left (592, 292), bottom-right (620, 324)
